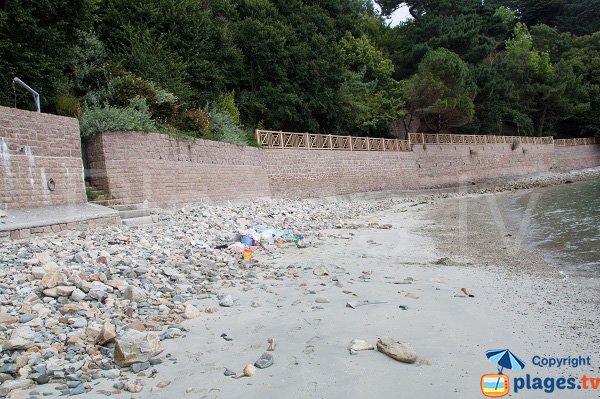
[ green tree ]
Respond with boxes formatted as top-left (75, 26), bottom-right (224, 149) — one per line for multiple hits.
top-left (0, 0), bottom-right (97, 110)
top-left (404, 48), bottom-right (476, 132)
top-left (504, 23), bottom-right (590, 135)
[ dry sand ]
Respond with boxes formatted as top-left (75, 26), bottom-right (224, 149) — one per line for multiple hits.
top-left (29, 188), bottom-right (598, 399)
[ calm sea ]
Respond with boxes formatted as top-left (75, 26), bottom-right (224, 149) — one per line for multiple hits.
top-left (508, 179), bottom-right (600, 279)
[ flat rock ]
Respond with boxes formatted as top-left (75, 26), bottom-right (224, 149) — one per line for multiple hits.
top-left (254, 352), bottom-right (274, 369)
top-left (376, 337), bottom-right (417, 364)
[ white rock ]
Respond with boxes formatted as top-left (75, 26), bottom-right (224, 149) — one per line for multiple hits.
top-left (183, 304), bottom-right (200, 319)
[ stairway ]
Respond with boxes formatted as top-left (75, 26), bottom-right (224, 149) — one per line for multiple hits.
top-left (86, 183), bottom-right (157, 226)
top-left (112, 203), bottom-right (158, 227)
top-left (86, 182), bottom-right (121, 206)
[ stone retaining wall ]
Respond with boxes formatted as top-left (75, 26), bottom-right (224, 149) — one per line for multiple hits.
top-left (0, 106), bottom-right (86, 209)
top-left (88, 131), bottom-right (600, 205)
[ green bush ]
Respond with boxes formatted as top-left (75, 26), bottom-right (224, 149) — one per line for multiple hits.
top-left (55, 94), bottom-right (81, 117)
top-left (176, 108), bottom-right (210, 136)
top-left (79, 97), bottom-right (155, 139)
top-left (106, 74), bottom-right (179, 123)
top-left (214, 91), bottom-right (241, 125)
top-left (208, 108), bottom-right (248, 146)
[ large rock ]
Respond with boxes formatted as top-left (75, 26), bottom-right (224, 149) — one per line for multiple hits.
top-left (0, 379), bottom-right (32, 397)
top-left (96, 321), bottom-right (117, 346)
top-left (3, 327), bottom-right (36, 351)
top-left (40, 266), bottom-right (63, 289)
top-left (113, 330), bottom-right (163, 367)
top-left (376, 337), bottom-right (417, 364)
top-left (123, 286), bottom-right (146, 303)
top-left (0, 312), bottom-right (18, 325)
top-left (182, 304), bottom-right (200, 319)
top-left (34, 252), bottom-right (52, 264)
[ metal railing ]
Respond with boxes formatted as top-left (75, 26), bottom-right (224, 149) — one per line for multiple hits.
top-left (256, 130), bottom-right (597, 152)
top-left (255, 130), bottom-right (411, 152)
top-left (408, 133), bottom-right (555, 145)
top-left (554, 137), bottom-right (599, 146)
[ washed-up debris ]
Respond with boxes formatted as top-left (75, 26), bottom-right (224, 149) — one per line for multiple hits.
top-left (267, 337), bottom-right (276, 351)
top-left (348, 339), bottom-right (375, 354)
top-left (233, 364), bottom-right (256, 379)
top-left (398, 305), bottom-right (408, 310)
top-left (346, 300), bottom-right (387, 309)
top-left (376, 337), bottom-right (417, 364)
top-left (434, 257), bottom-right (451, 265)
top-left (220, 333), bottom-right (233, 342)
top-left (461, 288), bottom-right (475, 297)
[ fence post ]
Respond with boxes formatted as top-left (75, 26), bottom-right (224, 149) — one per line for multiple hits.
top-left (328, 134), bottom-right (333, 150)
top-left (255, 129), bottom-right (259, 145)
top-left (279, 131), bottom-right (283, 149)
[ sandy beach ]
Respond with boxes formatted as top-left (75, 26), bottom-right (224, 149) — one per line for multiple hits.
top-left (2, 170), bottom-right (599, 399)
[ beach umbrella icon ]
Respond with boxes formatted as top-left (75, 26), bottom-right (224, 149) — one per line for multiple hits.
top-left (486, 349), bottom-right (526, 373)
top-left (486, 349), bottom-right (526, 392)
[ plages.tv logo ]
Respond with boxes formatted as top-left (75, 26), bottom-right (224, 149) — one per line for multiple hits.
top-left (481, 349), bottom-right (526, 398)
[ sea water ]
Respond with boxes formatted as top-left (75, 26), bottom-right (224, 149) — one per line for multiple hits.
top-left (510, 179), bottom-right (600, 278)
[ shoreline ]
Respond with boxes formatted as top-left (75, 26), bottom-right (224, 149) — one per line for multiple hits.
top-left (1, 169), bottom-right (598, 398)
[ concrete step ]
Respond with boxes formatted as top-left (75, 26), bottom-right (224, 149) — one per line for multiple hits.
top-left (90, 199), bottom-right (123, 207)
top-left (112, 204), bottom-right (146, 212)
top-left (118, 209), bottom-right (150, 219)
top-left (122, 215), bottom-right (156, 227)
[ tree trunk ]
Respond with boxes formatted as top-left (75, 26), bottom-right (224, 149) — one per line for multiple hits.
top-left (536, 105), bottom-right (547, 136)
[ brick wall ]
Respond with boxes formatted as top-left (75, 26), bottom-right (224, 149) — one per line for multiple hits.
top-left (88, 131), bottom-right (600, 205)
top-left (0, 106), bottom-right (86, 209)
top-left (87, 131), bottom-right (271, 206)
top-left (554, 145), bottom-right (600, 171)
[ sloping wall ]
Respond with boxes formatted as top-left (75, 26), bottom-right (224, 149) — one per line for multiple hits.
top-left (0, 106), bottom-right (86, 209)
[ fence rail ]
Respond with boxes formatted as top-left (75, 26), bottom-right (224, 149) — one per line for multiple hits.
top-left (255, 130), bottom-right (411, 152)
top-left (256, 130), bottom-right (597, 152)
top-left (408, 133), bottom-right (555, 145)
top-left (554, 137), bottom-right (599, 146)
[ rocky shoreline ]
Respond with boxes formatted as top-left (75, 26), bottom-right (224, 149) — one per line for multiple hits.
top-left (0, 167), bottom-right (598, 398)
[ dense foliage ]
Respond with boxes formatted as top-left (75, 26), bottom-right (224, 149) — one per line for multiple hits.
top-left (1, 0), bottom-right (598, 140)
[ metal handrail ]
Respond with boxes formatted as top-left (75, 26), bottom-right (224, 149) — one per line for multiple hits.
top-left (13, 77), bottom-right (41, 113)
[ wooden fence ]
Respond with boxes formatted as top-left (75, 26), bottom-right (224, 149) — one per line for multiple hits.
top-left (255, 130), bottom-right (411, 152)
top-left (256, 130), bottom-right (597, 152)
top-left (408, 133), bottom-right (554, 145)
top-left (554, 137), bottom-right (599, 146)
